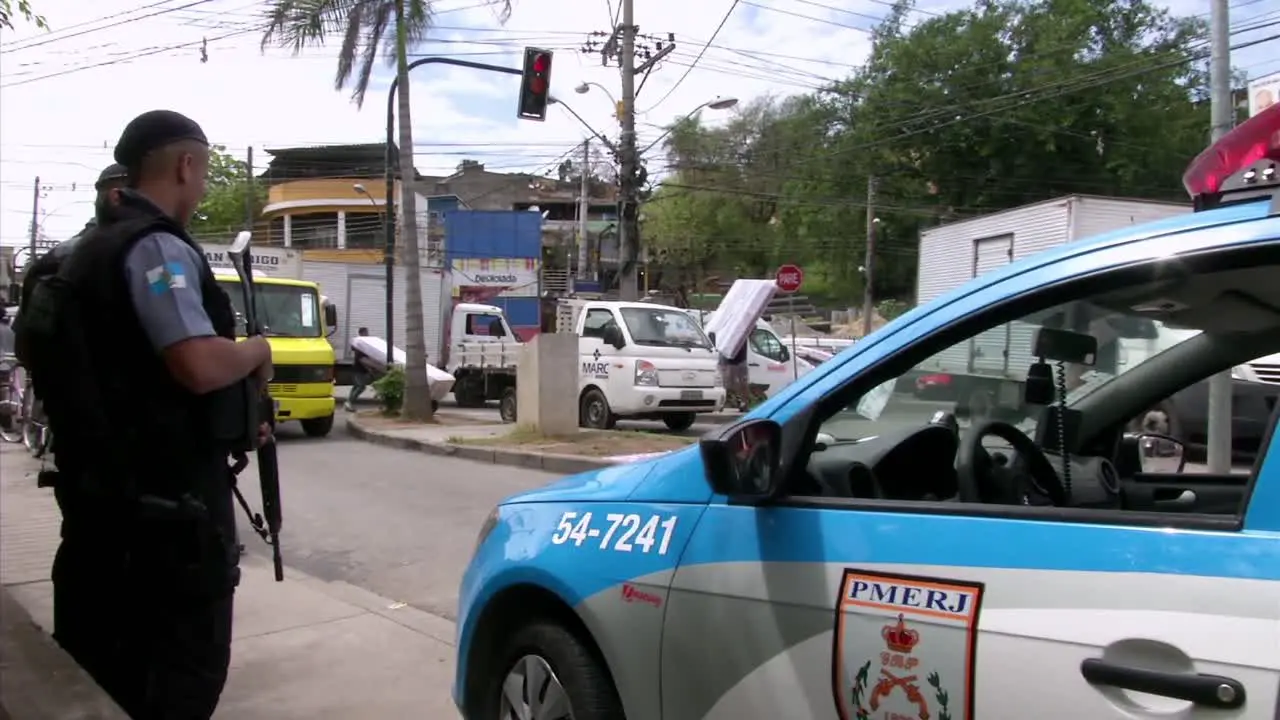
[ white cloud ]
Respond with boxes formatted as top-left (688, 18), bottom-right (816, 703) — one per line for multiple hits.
top-left (1, 0), bottom-right (1276, 247)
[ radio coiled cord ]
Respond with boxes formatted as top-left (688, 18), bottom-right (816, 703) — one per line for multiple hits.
top-left (1055, 360), bottom-right (1072, 502)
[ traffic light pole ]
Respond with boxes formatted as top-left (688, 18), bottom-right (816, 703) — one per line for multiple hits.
top-left (382, 57), bottom-right (522, 354)
top-left (617, 0), bottom-right (641, 301)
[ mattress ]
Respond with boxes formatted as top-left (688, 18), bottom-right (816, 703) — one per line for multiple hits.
top-left (703, 279), bottom-right (777, 360)
top-left (351, 335), bottom-right (455, 400)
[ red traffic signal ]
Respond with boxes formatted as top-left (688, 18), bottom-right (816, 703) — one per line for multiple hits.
top-left (518, 47), bottom-right (553, 122)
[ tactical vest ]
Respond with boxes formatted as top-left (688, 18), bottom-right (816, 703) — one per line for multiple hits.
top-left (51, 193), bottom-right (239, 490)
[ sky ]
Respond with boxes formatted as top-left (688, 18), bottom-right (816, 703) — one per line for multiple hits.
top-left (0, 0), bottom-right (1277, 249)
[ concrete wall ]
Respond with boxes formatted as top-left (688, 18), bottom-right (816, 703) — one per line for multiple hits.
top-left (516, 333), bottom-right (579, 435)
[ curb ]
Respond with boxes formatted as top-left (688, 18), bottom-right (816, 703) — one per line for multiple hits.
top-left (346, 418), bottom-right (615, 475)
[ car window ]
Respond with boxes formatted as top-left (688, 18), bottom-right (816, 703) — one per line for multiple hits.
top-left (581, 309), bottom-right (616, 339)
top-left (821, 298), bottom-right (1201, 443)
top-left (799, 245), bottom-right (1280, 523)
top-left (619, 307), bottom-right (713, 349)
top-left (749, 328), bottom-right (788, 362)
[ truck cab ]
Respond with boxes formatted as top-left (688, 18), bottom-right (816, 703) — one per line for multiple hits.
top-left (562, 300), bottom-right (726, 431)
top-left (216, 273), bottom-right (338, 437)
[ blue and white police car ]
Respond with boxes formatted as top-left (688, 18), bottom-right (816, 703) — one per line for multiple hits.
top-left (454, 105), bottom-right (1280, 720)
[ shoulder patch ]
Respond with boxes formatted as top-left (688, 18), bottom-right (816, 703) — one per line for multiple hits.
top-left (832, 568), bottom-right (984, 720)
top-left (145, 262), bottom-right (188, 295)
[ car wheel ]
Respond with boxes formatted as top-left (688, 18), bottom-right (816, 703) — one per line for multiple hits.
top-left (301, 414), bottom-right (335, 438)
top-left (480, 621), bottom-right (624, 720)
top-left (662, 412), bottom-right (695, 432)
top-left (579, 389), bottom-right (614, 430)
top-left (500, 387), bottom-right (518, 424)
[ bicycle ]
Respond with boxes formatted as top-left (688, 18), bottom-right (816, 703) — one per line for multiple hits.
top-left (0, 357), bottom-right (50, 456)
top-left (0, 354), bottom-right (24, 444)
top-left (21, 375), bottom-right (51, 458)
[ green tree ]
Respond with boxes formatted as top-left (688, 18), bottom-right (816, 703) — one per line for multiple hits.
top-left (261, 0), bottom-right (510, 420)
top-left (192, 146), bottom-right (267, 239)
top-left (646, 0), bottom-right (1213, 307)
top-left (0, 0), bottom-right (47, 30)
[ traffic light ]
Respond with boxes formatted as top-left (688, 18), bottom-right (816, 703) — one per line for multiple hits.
top-left (517, 47), bottom-right (553, 122)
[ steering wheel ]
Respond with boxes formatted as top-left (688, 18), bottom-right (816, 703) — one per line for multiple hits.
top-left (955, 420), bottom-right (1068, 506)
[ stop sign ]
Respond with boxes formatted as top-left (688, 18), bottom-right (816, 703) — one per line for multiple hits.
top-left (775, 264), bottom-right (804, 293)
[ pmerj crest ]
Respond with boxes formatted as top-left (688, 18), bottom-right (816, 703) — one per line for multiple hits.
top-left (833, 570), bottom-right (983, 720)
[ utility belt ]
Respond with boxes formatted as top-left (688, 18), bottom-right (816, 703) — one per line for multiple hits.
top-left (53, 469), bottom-right (241, 599)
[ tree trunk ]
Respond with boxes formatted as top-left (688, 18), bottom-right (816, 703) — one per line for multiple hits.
top-left (394, 0), bottom-right (433, 420)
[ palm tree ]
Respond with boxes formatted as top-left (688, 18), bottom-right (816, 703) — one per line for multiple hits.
top-left (261, 0), bottom-right (510, 420)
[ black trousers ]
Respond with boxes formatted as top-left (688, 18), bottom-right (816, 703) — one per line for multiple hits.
top-left (53, 537), bottom-right (235, 720)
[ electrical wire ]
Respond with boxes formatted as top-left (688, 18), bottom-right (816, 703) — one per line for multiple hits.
top-left (638, 0), bottom-right (741, 114)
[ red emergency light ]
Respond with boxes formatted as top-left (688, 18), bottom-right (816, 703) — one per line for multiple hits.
top-left (1182, 102), bottom-right (1280, 197)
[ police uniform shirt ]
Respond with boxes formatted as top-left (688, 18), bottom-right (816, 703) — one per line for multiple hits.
top-left (123, 233), bottom-right (218, 351)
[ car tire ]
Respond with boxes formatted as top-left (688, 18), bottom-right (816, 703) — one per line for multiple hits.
top-left (662, 412), bottom-right (696, 432)
top-left (499, 387), bottom-right (518, 424)
top-left (478, 621), bottom-right (624, 720)
top-left (301, 414), bottom-right (335, 438)
top-left (579, 389), bottom-right (615, 430)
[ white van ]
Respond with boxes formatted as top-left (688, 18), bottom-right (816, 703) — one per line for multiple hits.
top-left (559, 300), bottom-right (726, 431)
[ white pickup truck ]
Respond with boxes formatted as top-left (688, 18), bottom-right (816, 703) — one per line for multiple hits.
top-left (557, 299), bottom-right (726, 431)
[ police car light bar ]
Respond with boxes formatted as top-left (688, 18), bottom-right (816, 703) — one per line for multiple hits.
top-left (1182, 102), bottom-right (1280, 199)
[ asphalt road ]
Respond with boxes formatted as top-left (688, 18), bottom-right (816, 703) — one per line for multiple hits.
top-left (233, 415), bottom-right (559, 622)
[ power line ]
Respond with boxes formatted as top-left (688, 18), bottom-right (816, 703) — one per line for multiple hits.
top-left (638, 0), bottom-right (741, 114)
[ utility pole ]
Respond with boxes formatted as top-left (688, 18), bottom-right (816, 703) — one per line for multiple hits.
top-left (861, 176), bottom-right (877, 338)
top-left (28, 176), bottom-right (40, 261)
top-left (617, 0), bottom-right (640, 300)
top-left (1206, 0), bottom-right (1233, 474)
top-left (577, 139), bottom-right (591, 280)
top-left (245, 146), bottom-right (255, 230)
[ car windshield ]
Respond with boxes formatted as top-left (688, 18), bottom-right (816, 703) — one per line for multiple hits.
top-left (619, 307), bottom-right (713, 349)
top-left (219, 280), bottom-right (322, 339)
top-left (821, 299), bottom-right (1206, 442)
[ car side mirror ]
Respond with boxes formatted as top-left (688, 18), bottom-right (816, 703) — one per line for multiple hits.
top-left (323, 303), bottom-right (338, 328)
top-left (700, 418), bottom-right (783, 498)
top-left (602, 325), bottom-right (626, 349)
top-left (1137, 433), bottom-right (1186, 474)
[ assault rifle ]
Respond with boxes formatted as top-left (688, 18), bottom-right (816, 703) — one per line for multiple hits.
top-left (226, 230), bottom-right (285, 582)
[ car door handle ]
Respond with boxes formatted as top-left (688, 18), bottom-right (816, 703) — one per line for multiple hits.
top-left (1080, 658), bottom-right (1245, 709)
top-left (748, 363), bottom-right (760, 367)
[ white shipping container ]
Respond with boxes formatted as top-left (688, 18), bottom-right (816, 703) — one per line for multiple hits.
top-left (303, 260), bottom-right (451, 367)
top-left (915, 195), bottom-right (1191, 381)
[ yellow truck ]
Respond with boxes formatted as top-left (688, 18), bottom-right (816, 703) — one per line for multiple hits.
top-left (214, 271), bottom-right (338, 437)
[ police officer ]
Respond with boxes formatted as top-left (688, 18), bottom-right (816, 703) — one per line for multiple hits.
top-left (18, 163), bottom-right (128, 312)
top-left (47, 110), bottom-right (272, 720)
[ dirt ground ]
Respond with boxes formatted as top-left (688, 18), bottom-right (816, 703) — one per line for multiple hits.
top-left (454, 427), bottom-right (695, 457)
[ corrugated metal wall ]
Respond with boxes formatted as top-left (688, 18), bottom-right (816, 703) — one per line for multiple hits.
top-left (1069, 197), bottom-right (1190, 241)
top-left (444, 210), bottom-right (542, 261)
top-left (915, 200), bottom-right (1071, 376)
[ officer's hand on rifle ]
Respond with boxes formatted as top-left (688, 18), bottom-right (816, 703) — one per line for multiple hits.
top-left (256, 421), bottom-right (272, 448)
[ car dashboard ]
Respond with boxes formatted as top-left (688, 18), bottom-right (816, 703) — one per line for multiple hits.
top-left (802, 421), bottom-right (1123, 509)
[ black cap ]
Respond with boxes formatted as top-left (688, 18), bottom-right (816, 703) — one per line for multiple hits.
top-left (94, 163), bottom-right (128, 190)
top-left (113, 110), bottom-right (209, 170)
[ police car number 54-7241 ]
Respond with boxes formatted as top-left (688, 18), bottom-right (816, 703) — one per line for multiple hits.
top-left (551, 511), bottom-right (679, 555)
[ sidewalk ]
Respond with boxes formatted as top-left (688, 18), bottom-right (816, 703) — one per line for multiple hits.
top-left (0, 446), bottom-right (460, 719)
top-left (346, 415), bottom-right (680, 473)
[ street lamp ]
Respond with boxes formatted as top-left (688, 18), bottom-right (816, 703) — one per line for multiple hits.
top-left (574, 81), bottom-right (621, 122)
top-left (639, 97), bottom-right (739, 155)
top-left (549, 96), bottom-right (617, 153)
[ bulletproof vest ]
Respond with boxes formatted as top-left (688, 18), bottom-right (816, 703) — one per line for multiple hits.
top-left (52, 193), bottom-right (238, 486)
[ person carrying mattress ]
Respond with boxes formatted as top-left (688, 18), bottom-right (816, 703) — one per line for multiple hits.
top-left (344, 327), bottom-right (383, 412)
